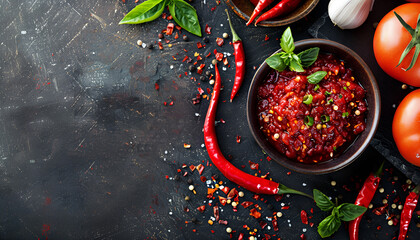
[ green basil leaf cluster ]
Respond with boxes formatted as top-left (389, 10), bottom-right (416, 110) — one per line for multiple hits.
top-left (313, 189), bottom-right (367, 238)
top-left (119, 0), bottom-right (202, 37)
top-left (265, 27), bottom-right (319, 72)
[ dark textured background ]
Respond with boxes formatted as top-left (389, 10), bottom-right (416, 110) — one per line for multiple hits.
top-left (0, 0), bottom-right (419, 239)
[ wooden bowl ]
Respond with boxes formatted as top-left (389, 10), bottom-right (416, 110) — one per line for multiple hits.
top-left (225, 0), bottom-right (320, 27)
top-left (247, 39), bottom-right (381, 174)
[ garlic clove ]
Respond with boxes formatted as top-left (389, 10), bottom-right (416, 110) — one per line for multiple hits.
top-left (328, 0), bottom-right (374, 30)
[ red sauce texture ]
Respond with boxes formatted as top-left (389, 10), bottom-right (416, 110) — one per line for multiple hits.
top-left (257, 54), bottom-right (367, 163)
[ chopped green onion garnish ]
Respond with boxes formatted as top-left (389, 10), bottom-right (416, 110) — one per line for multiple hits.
top-left (314, 84), bottom-right (320, 91)
top-left (333, 146), bottom-right (337, 151)
top-left (303, 94), bottom-right (313, 105)
top-left (321, 115), bottom-right (330, 123)
top-left (327, 98), bottom-right (334, 104)
top-left (325, 91), bottom-right (331, 96)
top-left (304, 116), bottom-right (314, 127)
top-left (342, 112), bottom-right (349, 118)
top-left (339, 94), bottom-right (343, 99)
top-left (343, 86), bottom-right (347, 90)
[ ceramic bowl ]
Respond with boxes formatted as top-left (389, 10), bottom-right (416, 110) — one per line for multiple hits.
top-left (246, 39), bottom-right (381, 174)
top-left (225, 0), bottom-right (320, 27)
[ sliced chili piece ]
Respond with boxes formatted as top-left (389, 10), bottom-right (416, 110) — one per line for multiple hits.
top-left (213, 205), bottom-right (220, 221)
top-left (246, 0), bottom-right (275, 26)
top-left (216, 37), bottom-right (224, 46)
top-left (197, 205), bottom-right (206, 213)
top-left (250, 208), bottom-right (261, 219)
top-left (301, 210), bottom-right (308, 225)
top-left (166, 23), bottom-right (174, 35)
top-left (241, 201), bottom-right (254, 208)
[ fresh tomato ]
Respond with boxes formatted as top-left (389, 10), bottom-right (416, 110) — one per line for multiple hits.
top-left (373, 3), bottom-right (420, 87)
top-left (392, 89), bottom-right (420, 167)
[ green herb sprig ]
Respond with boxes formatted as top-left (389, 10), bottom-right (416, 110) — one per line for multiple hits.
top-left (313, 189), bottom-right (367, 238)
top-left (265, 27), bottom-right (320, 72)
top-left (119, 0), bottom-right (202, 37)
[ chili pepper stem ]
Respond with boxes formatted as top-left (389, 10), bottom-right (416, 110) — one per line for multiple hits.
top-left (413, 184), bottom-right (420, 195)
top-left (374, 161), bottom-right (385, 178)
top-left (225, 9), bottom-right (241, 43)
top-left (278, 184), bottom-right (313, 199)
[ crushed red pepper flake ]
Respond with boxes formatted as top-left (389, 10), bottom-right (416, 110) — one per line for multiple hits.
top-left (216, 37), bottom-right (224, 46)
top-left (166, 23), bottom-right (174, 35)
top-left (249, 161), bottom-right (259, 170)
top-left (158, 42), bottom-right (163, 50)
top-left (227, 188), bottom-right (238, 200)
top-left (219, 196), bottom-right (227, 206)
top-left (189, 165), bottom-right (195, 172)
top-left (241, 201), bottom-right (254, 208)
top-left (259, 221), bottom-right (267, 229)
top-left (223, 58), bottom-right (228, 65)
top-left (221, 186), bottom-right (230, 195)
top-left (196, 164), bottom-right (204, 175)
top-left (197, 205), bottom-right (206, 213)
top-left (167, 15), bottom-right (173, 20)
top-left (175, 25), bottom-right (182, 31)
top-left (197, 42), bottom-right (203, 49)
top-left (373, 204), bottom-right (388, 216)
top-left (265, 35), bottom-right (269, 41)
top-left (205, 24), bottom-right (212, 34)
top-left (250, 208), bottom-right (261, 219)
top-left (281, 206), bottom-right (290, 210)
top-left (236, 135), bottom-right (241, 143)
top-left (216, 52), bottom-right (224, 61)
top-left (154, 83), bottom-right (159, 91)
top-left (272, 216), bottom-right (279, 231)
top-left (213, 206), bottom-right (220, 221)
top-left (301, 210), bottom-right (308, 224)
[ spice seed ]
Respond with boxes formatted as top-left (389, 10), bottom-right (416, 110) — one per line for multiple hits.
top-left (398, 204), bottom-right (403, 210)
top-left (391, 203), bottom-right (397, 209)
top-left (222, 32), bottom-right (229, 39)
top-left (226, 227), bottom-right (232, 233)
top-left (368, 203), bottom-right (373, 209)
top-left (209, 79), bottom-right (215, 85)
top-left (185, 196), bottom-right (190, 201)
top-left (331, 180), bottom-right (337, 186)
top-left (355, 110), bottom-right (361, 115)
top-left (406, 179), bottom-right (412, 184)
top-left (388, 220), bottom-right (393, 226)
top-left (379, 188), bottom-right (384, 193)
top-left (402, 84), bottom-right (408, 90)
top-left (188, 185), bottom-right (194, 191)
top-left (183, 35), bottom-right (189, 41)
top-left (238, 191), bottom-right (244, 197)
top-left (212, 59), bottom-right (218, 65)
top-left (382, 199), bottom-right (388, 204)
top-left (276, 212), bottom-right (283, 217)
top-left (137, 40), bottom-right (143, 46)
top-left (158, 33), bottom-right (164, 39)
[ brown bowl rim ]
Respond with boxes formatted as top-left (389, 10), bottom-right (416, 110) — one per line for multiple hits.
top-left (246, 39), bottom-right (381, 174)
top-left (226, 0), bottom-right (320, 27)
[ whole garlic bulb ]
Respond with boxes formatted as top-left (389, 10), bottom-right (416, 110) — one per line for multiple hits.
top-left (328, 0), bottom-right (375, 29)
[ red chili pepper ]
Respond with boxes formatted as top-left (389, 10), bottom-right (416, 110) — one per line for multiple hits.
top-left (300, 210), bottom-right (308, 225)
top-left (349, 162), bottom-right (384, 240)
top-left (225, 9), bottom-right (246, 102)
top-left (246, 0), bottom-right (275, 26)
top-left (203, 63), bottom-right (312, 198)
top-left (398, 185), bottom-right (420, 240)
top-left (255, 0), bottom-right (302, 26)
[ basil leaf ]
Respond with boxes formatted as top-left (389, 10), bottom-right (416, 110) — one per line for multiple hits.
top-left (297, 47), bottom-right (320, 67)
top-left (280, 27), bottom-right (295, 53)
top-left (307, 71), bottom-right (327, 84)
top-left (313, 189), bottom-right (334, 212)
top-left (119, 0), bottom-right (166, 24)
top-left (265, 53), bottom-right (287, 72)
top-left (169, 0), bottom-right (202, 37)
top-left (289, 58), bottom-right (304, 72)
top-left (318, 215), bottom-right (341, 238)
top-left (337, 203), bottom-right (367, 221)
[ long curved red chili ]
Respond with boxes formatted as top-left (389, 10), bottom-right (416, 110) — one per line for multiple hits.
top-left (246, 0), bottom-right (275, 26)
top-left (225, 9), bottom-right (246, 102)
top-left (204, 63), bottom-right (312, 198)
top-left (348, 162), bottom-right (384, 240)
top-left (398, 185), bottom-right (420, 240)
top-left (255, 0), bottom-right (302, 26)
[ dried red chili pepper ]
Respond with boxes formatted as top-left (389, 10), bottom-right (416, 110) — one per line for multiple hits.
top-left (398, 185), bottom-right (420, 240)
top-left (213, 205), bottom-right (220, 221)
top-left (255, 0), bottom-right (301, 26)
top-left (203, 63), bottom-right (312, 198)
top-left (349, 162), bottom-right (384, 240)
top-left (225, 9), bottom-right (246, 102)
top-left (300, 210), bottom-right (308, 225)
top-left (246, 0), bottom-right (275, 26)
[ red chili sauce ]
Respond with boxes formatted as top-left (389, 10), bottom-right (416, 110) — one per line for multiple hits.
top-left (257, 54), bottom-right (367, 163)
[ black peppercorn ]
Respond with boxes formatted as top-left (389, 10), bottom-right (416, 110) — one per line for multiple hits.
top-left (213, 174), bottom-right (219, 180)
top-left (191, 217), bottom-right (198, 223)
top-left (158, 33), bottom-right (164, 39)
top-left (189, 65), bottom-right (196, 72)
top-left (267, 204), bottom-right (274, 210)
top-left (203, 36), bottom-right (209, 43)
top-left (174, 175), bottom-right (180, 181)
top-left (148, 43), bottom-right (154, 49)
top-left (183, 35), bottom-right (189, 41)
top-left (205, 70), bottom-right (211, 76)
top-left (200, 76), bottom-right (206, 81)
top-left (187, 178), bottom-right (193, 184)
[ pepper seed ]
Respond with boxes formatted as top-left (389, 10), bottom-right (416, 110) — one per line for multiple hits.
top-left (368, 203), bottom-right (373, 209)
top-left (276, 212), bottom-right (283, 217)
top-left (188, 185), bottom-right (194, 191)
top-left (187, 179), bottom-right (193, 184)
top-left (212, 59), bottom-right (218, 65)
top-left (382, 199), bottom-right (388, 204)
top-left (402, 84), bottom-right (408, 90)
top-left (137, 40), bottom-right (143, 46)
top-left (273, 133), bottom-right (280, 139)
top-left (189, 65), bottom-right (196, 72)
top-left (185, 196), bottom-right (190, 201)
top-left (226, 227), bottom-right (232, 233)
top-left (316, 124), bottom-right (322, 130)
top-left (205, 70), bottom-right (211, 76)
top-left (183, 35), bottom-right (189, 41)
top-left (232, 202), bottom-right (238, 207)
top-left (388, 220), bottom-right (393, 226)
top-left (398, 204), bottom-right (403, 210)
top-left (222, 32), bottom-right (229, 39)
top-left (238, 191), bottom-right (244, 197)
top-left (333, 105), bottom-right (338, 111)
top-left (331, 180), bottom-right (337, 186)
top-left (406, 179), bottom-right (412, 184)
top-left (391, 203), bottom-right (397, 209)
top-left (379, 187), bottom-right (384, 193)
top-left (209, 79), bottom-right (215, 85)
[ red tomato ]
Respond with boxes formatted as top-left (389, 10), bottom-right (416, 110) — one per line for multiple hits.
top-left (392, 89), bottom-right (420, 167)
top-left (373, 4), bottom-right (420, 87)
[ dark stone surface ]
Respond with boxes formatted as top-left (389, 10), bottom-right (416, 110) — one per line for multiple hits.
top-left (0, 0), bottom-right (419, 239)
